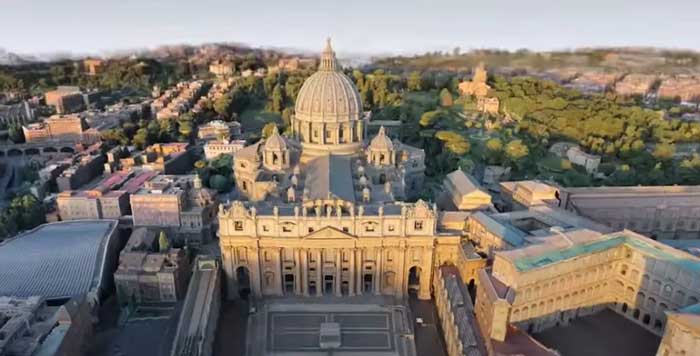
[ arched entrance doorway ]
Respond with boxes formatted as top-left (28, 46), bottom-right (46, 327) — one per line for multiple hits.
top-left (363, 274), bottom-right (373, 294)
top-left (323, 275), bottom-right (335, 295)
top-left (408, 266), bottom-right (421, 294)
top-left (236, 266), bottom-right (251, 299)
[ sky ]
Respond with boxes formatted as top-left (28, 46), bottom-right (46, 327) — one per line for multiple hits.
top-left (2, 0), bottom-right (699, 56)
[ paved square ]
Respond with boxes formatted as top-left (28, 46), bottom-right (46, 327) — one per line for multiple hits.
top-left (533, 309), bottom-right (661, 356)
top-left (247, 298), bottom-right (417, 356)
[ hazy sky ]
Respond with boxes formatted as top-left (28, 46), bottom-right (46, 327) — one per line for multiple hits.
top-left (2, 0), bottom-right (699, 55)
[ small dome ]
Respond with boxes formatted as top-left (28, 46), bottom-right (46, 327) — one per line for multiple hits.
top-left (369, 126), bottom-right (393, 151)
top-left (264, 126), bottom-right (287, 151)
top-left (294, 39), bottom-right (362, 124)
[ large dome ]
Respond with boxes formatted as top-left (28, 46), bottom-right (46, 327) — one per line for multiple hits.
top-left (294, 39), bottom-right (362, 123)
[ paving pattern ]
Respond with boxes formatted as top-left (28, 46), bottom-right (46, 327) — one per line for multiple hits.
top-left (246, 298), bottom-right (417, 356)
top-left (269, 311), bottom-right (394, 352)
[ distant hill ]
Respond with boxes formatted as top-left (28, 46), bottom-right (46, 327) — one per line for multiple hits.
top-left (0, 49), bottom-right (33, 66)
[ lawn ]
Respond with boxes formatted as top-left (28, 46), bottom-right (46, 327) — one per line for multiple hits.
top-left (239, 108), bottom-right (283, 137)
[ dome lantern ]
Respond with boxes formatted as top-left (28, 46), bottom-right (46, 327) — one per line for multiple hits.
top-left (319, 37), bottom-right (338, 72)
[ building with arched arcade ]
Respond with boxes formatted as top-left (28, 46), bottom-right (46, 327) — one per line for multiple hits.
top-left (218, 40), bottom-right (463, 301)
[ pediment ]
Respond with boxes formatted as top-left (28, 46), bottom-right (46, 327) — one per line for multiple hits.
top-left (303, 226), bottom-right (356, 240)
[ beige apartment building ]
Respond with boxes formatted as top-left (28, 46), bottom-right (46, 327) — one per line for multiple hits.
top-left (442, 169), bottom-right (492, 211)
top-left (474, 228), bottom-right (700, 353)
top-left (203, 139), bottom-right (246, 160)
top-left (557, 185), bottom-right (700, 240)
top-left (22, 114), bottom-right (86, 143)
top-left (130, 174), bottom-right (218, 245)
top-left (656, 306), bottom-right (700, 356)
top-left (197, 120), bottom-right (241, 141)
top-left (45, 86), bottom-right (85, 114)
top-left (114, 228), bottom-right (191, 304)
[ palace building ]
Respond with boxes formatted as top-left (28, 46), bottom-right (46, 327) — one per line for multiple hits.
top-left (218, 40), bottom-right (463, 301)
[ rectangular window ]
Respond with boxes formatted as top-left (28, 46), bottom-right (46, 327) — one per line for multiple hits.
top-left (388, 225), bottom-right (395, 232)
top-left (414, 221), bottom-right (423, 230)
top-left (282, 226), bottom-right (292, 233)
top-left (342, 227), bottom-right (349, 232)
top-left (365, 225), bottom-right (375, 232)
top-left (234, 221), bottom-right (243, 231)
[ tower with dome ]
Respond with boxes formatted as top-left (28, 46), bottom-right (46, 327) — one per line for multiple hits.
top-left (219, 39), bottom-right (462, 301)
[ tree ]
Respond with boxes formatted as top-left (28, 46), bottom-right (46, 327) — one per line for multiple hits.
top-left (209, 174), bottom-right (232, 192)
top-left (486, 138), bottom-right (503, 152)
top-left (281, 107), bottom-right (294, 127)
top-left (484, 137), bottom-right (504, 164)
top-left (132, 128), bottom-right (149, 149)
top-left (214, 94), bottom-right (233, 118)
top-left (269, 84), bottom-right (285, 113)
top-left (263, 73), bottom-right (278, 96)
top-left (8, 124), bottom-right (25, 143)
top-left (435, 131), bottom-right (470, 155)
top-left (102, 128), bottom-right (129, 146)
top-left (439, 88), bottom-right (453, 107)
top-left (652, 143), bottom-right (676, 161)
top-left (505, 140), bottom-right (529, 162)
top-left (407, 72), bottom-right (422, 91)
top-left (419, 110), bottom-right (442, 127)
top-left (0, 194), bottom-right (45, 239)
top-left (177, 118), bottom-right (193, 142)
top-left (158, 231), bottom-right (170, 252)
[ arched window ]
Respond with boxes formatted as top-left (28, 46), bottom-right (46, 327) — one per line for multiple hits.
top-left (620, 264), bottom-right (628, 276)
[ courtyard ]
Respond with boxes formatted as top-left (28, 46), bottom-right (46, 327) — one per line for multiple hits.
top-left (214, 294), bottom-right (450, 356)
top-left (245, 296), bottom-right (417, 356)
top-left (533, 309), bottom-right (661, 356)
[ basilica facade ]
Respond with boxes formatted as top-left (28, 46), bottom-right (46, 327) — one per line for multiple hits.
top-left (218, 40), bottom-right (462, 300)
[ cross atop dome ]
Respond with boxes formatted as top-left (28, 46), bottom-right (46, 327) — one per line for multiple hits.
top-left (319, 37), bottom-right (338, 72)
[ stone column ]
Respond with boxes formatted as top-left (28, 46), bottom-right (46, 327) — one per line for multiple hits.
top-left (301, 249), bottom-right (309, 296)
top-left (418, 247), bottom-right (432, 300)
top-left (356, 249), bottom-right (363, 294)
top-left (375, 248), bottom-right (382, 295)
top-left (306, 122), bottom-right (311, 143)
top-left (250, 248), bottom-right (262, 298)
top-left (349, 248), bottom-right (356, 296)
top-left (321, 123), bottom-right (326, 144)
top-left (295, 249), bottom-right (302, 295)
top-left (276, 248), bottom-right (283, 296)
top-left (335, 249), bottom-right (342, 296)
top-left (316, 250), bottom-right (322, 296)
top-left (223, 247), bottom-right (236, 300)
top-left (397, 243), bottom-right (407, 299)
